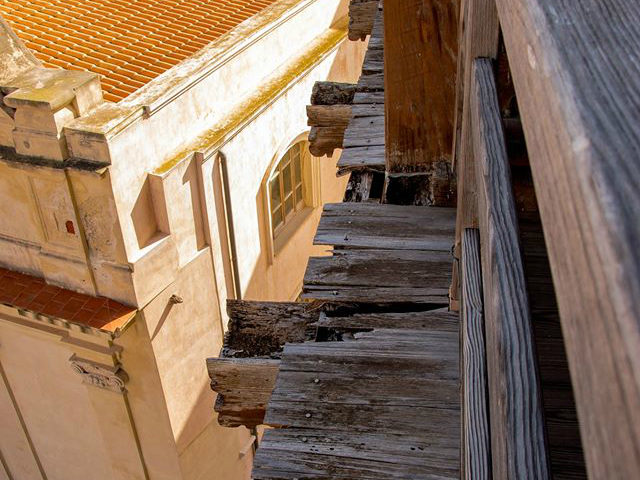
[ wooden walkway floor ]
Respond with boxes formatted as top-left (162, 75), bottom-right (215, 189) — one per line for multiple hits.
top-left (253, 204), bottom-right (460, 479)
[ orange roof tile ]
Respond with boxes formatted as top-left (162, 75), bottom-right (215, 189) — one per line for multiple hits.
top-left (0, 0), bottom-right (280, 102)
top-left (0, 267), bottom-right (136, 333)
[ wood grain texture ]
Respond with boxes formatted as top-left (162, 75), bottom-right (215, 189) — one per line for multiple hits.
top-left (223, 300), bottom-right (321, 358)
top-left (314, 203), bottom-right (455, 251)
top-left (317, 308), bottom-right (459, 332)
top-left (494, 2), bottom-right (640, 476)
top-left (384, 0), bottom-right (459, 173)
top-left (310, 81), bottom-right (356, 105)
top-left (303, 249), bottom-right (452, 304)
top-left (348, 0), bottom-right (379, 41)
top-left (306, 104), bottom-right (352, 127)
top-left (471, 58), bottom-right (550, 480)
top-left (207, 358), bottom-right (279, 428)
top-left (461, 228), bottom-right (491, 480)
top-left (453, 0), bottom-right (501, 257)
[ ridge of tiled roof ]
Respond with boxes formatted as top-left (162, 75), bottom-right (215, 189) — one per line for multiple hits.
top-left (0, 0), bottom-right (280, 102)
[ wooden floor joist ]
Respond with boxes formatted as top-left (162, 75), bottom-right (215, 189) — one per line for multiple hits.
top-left (207, 358), bottom-right (280, 428)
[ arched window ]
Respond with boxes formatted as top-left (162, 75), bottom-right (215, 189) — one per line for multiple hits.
top-left (268, 141), bottom-right (308, 237)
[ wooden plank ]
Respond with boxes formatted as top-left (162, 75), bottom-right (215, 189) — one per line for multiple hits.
top-left (264, 400), bottom-right (460, 438)
top-left (384, 0), bottom-right (459, 173)
top-left (351, 102), bottom-right (384, 118)
top-left (337, 145), bottom-right (385, 175)
top-left (471, 58), bottom-right (549, 479)
top-left (495, 2), bottom-right (640, 476)
top-left (357, 72), bottom-right (384, 92)
top-left (314, 203), bottom-right (455, 251)
top-left (342, 115), bottom-right (384, 148)
top-left (316, 308), bottom-right (458, 332)
top-left (280, 343), bottom-right (459, 380)
top-left (206, 358), bottom-right (279, 428)
top-left (270, 370), bottom-right (458, 409)
top-left (303, 249), bottom-right (452, 304)
top-left (460, 228), bottom-right (490, 480)
top-left (453, 0), bottom-right (501, 268)
top-left (353, 90), bottom-right (384, 104)
top-left (302, 285), bottom-right (449, 305)
top-left (254, 447), bottom-right (458, 480)
top-left (256, 428), bottom-right (458, 473)
top-left (348, 0), bottom-right (379, 41)
top-left (223, 300), bottom-right (321, 358)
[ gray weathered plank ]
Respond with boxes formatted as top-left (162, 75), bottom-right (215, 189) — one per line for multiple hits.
top-left (342, 115), bottom-right (384, 148)
top-left (472, 58), bottom-right (549, 479)
top-left (270, 370), bottom-right (458, 408)
top-left (257, 428), bottom-right (458, 472)
top-left (495, 1), bottom-right (640, 477)
top-left (303, 249), bottom-right (452, 304)
top-left (316, 308), bottom-right (458, 332)
top-left (337, 145), bottom-right (385, 174)
top-left (314, 203), bottom-right (455, 251)
top-left (461, 228), bottom-right (491, 480)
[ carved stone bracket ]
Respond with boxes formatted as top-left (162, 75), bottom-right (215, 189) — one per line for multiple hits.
top-left (69, 354), bottom-right (128, 393)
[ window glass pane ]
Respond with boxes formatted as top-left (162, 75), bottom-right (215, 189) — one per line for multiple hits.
top-left (272, 207), bottom-right (283, 230)
top-left (269, 175), bottom-right (281, 210)
top-left (294, 153), bottom-right (302, 186)
top-left (296, 185), bottom-right (303, 206)
top-left (284, 195), bottom-right (294, 216)
top-left (283, 163), bottom-right (292, 196)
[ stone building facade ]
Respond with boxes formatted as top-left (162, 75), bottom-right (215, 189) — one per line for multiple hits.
top-left (0, 1), bottom-right (365, 478)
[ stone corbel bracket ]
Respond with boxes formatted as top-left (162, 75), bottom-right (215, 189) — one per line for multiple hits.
top-left (69, 354), bottom-right (129, 394)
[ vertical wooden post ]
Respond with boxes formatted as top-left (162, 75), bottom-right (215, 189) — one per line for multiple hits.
top-left (383, 0), bottom-right (459, 204)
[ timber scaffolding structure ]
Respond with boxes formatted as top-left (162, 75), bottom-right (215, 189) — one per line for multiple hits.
top-left (208, 0), bottom-right (640, 478)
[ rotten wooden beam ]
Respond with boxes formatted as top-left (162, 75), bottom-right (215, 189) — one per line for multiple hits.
top-left (307, 81), bottom-right (357, 157)
top-left (348, 0), bottom-right (379, 41)
top-left (207, 357), bottom-right (280, 428)
top-left (223, 300), bottom-right (321, 358)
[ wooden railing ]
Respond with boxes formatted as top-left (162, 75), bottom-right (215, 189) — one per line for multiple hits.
top-left (449, 0), bottom-right (640, 478)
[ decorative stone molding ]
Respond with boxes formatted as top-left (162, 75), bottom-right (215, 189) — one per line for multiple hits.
top-left (69, 354), bottom-right (128, 393)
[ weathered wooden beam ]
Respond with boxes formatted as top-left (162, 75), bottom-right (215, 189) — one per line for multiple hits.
top-left (307, 82), bottom-right (357, 157)
top-left (306, 104), bottom-right (352, 127)
top-left (343, 170), bottom-right (375, 202)
top-left (223, 300), bottom-right (321, 358)
top-left (494, 2), bottom-right (640, 477)
top-left (471, 58), bottom-right (549, 479)
top-left (207, 358), bottom-right (280, 428)
top-left (451, 0), bottom-right (500, 309)
top-left (461, 228), bottom-right (490, 480)
top-left (308, 126), bottom-right (345, 157)
top-left (348, 0), bottom-right (379, 41)
top-left (384, 0), bottom-right (459, 173)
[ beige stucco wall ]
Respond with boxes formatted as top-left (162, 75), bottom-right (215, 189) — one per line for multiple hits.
top-left (0, 0), bottom-right (365, 478)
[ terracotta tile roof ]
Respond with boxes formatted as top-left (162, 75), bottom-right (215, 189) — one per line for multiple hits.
top-left (0, 267), bottom-right (136, 332)
top-left (0, 0), bottom-right (280, 102)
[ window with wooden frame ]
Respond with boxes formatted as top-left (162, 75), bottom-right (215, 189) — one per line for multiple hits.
top-left (268, 142), bottom-right (306, 238)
